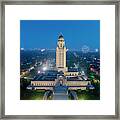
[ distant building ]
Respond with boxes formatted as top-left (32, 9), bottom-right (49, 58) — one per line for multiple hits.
top-left (64, 68), bottom-right (79, 76)
top-left (56, 34), bottom-right (68, 72)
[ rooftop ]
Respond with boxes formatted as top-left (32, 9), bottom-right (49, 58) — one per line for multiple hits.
top-left (33, 75), bottom-right (57, 81)
top-left (68, 68), bottom-right (79, 72)
top-left (58, 34), bottom-right (64, 39)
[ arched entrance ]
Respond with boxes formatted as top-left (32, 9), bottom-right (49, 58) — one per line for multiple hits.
top-left (56, 74), bottom-right (66, 86)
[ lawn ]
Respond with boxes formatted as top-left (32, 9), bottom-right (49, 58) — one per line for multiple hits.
top-left (76, 89), bottom-right (100, 100)
top-left (20, 89), bottom-right (45, 100)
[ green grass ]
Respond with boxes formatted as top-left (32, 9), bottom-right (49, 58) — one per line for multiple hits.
top-left (20, 89), bottom-right (45, 100)
top-left (77, 94), bottom-right (99, 100)
top-left (76, 90), bottom-right (100, 100)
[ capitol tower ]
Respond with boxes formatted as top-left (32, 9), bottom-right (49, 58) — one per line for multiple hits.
top-left (56, 34), bottom-right (67, 72)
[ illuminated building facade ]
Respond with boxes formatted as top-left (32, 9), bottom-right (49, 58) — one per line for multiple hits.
top-left (29, 70), bottom-right (91, 91)
top-left (56, 34), bottom-right (67, 72)
top-left (27, 34), bottom-right (94, 91)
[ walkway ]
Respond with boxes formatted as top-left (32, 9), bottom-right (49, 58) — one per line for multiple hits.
top-left (53, 83), bottom-right (68, 100)
top-left (43, 91), bottom-right (51, 100)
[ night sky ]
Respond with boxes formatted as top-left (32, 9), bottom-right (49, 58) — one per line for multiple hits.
top-left (20, 20), bottom-right (100, 50)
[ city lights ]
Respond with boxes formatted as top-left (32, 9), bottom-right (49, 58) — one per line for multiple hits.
top-left (21, 33), bottom-right (100, 100)
top-left (38, 70), bottom-right (41, 74)
top-left (95, 48), bottom-right (98, 52)
top-left (43, 66), bottom-right (47, 71)
top-left (41, 49), bottom-right (45, 52)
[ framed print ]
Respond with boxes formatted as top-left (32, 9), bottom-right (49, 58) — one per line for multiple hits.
top-left (0, 0), bottom-right (120, 119)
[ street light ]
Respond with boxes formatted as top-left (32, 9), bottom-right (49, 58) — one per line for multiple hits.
top-left (43, 67), bottom-right (47, 71)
